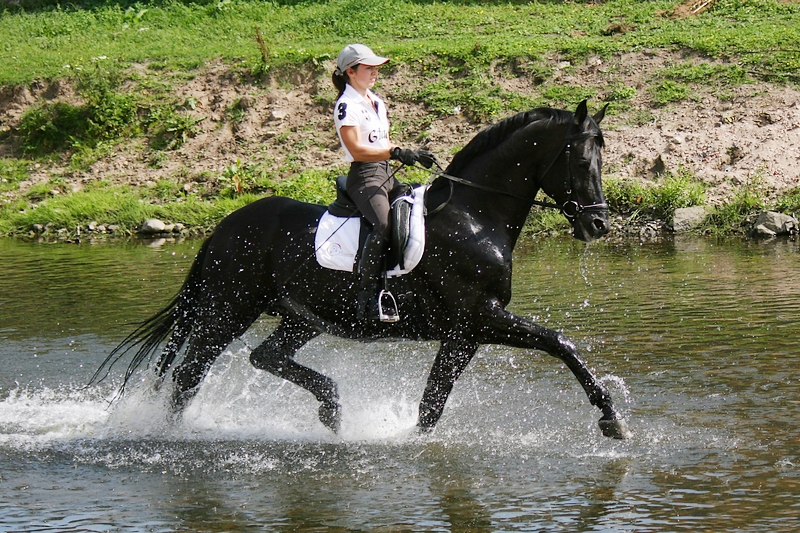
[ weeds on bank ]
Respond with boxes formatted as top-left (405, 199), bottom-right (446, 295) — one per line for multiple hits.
top-left (16, 63), bottom-right (203, 165)
top-left (17, 64), bottom-right (139, 160)
top-left (703, 176), bottom-right (769, 234)
top-left (265, 169), bottom-right (336, 205)
top-left (0, 158), bottom-right (33, 193)
top-left (0, 182), bottom-right (258, 236)
top-left (146, 106), bottom-right (205, 151)
top-left (1, 185), bottom-right (144, 234)
top-left (604, 171), bottom-right (707, 220)
top-left (0, 164), bottom-right (343, 236)
top-left (523, 207), bottom-right (571, 237)
top-left (0, 160), bottom-right (426, 237)
top-left (774, 187), bottom-right (800, 216)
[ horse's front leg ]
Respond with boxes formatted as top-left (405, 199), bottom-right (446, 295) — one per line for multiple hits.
top-left (482, 299), bottom-right (632, 439)
top-left (417, 338), bottom-right (480, 431)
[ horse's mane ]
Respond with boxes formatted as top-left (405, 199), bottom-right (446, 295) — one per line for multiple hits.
top-left (445, 107), bottom-right (575, 175)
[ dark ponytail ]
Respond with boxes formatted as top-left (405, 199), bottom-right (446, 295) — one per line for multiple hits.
top-left (332, 70), bottom-right (349, 99)
top-left (332, 64), bottom-right (362, 99)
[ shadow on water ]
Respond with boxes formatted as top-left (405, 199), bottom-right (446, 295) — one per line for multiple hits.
top-left (1, 235), bottom-right (800, 531)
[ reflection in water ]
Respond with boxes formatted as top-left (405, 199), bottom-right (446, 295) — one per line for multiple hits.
top-left (1, 236), bottom-right (799, 532)
top-left (0, 238), bottom-right (198, 340)
top-left (422, 443), bottom-right (494, 532)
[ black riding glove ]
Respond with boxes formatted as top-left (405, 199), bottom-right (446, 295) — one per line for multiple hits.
top-left (390, 147), bottom-right (438, 169)
top-left (415, 150), bottom-right (438, 169)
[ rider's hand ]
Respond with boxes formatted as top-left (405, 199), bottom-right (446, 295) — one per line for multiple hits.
top-left (415, 150), bottom-right (437, 169)
top-left (390, 147), bottom-right (438, 168)
top-left (390, 147), bottom-right (418, 166)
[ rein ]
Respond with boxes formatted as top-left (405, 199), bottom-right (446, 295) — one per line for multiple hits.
top-left (426, 126), bottom-right (608, 220)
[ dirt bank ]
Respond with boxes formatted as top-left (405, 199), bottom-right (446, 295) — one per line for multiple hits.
top-left (1, 50), bottom-right (798, 214)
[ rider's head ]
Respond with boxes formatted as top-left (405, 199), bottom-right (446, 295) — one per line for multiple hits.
top-left (332, 44), bottom-right (390, 97)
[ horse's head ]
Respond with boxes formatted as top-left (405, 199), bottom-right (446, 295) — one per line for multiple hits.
top-left (438, 101), bottom-right (610, 242)
top-left (540, 100), bottom-right (610, 242)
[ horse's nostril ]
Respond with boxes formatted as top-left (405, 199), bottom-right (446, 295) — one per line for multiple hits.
top-left (593, 218), bottom-right (608, 233)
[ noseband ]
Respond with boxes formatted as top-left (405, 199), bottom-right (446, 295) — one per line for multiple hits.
top-left (429, 125), bottom-right (608, 220)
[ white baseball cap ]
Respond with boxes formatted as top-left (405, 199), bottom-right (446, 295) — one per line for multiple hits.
top-left (335, 44), bottom-right (389, 75)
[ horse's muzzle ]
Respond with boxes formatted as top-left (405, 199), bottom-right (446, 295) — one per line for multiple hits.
top-left (572, 209), bottom-right (610, 242)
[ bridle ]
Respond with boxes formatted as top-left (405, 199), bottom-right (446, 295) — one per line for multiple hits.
top-left (427, 123), bottom-right (608, 220)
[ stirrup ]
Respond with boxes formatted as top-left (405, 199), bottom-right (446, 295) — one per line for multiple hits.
top-left (378, 289), bottom-right (400, 323)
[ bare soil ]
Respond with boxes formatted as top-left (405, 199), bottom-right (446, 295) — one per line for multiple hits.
top-left (1, 49), bottom-right (799, 210)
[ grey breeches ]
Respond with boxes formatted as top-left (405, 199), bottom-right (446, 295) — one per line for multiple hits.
top-left (345, 161), bottom-right (398, 239)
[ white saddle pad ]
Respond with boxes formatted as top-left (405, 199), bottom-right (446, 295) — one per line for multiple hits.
top-left (315, 185), bottom-right (428, 277)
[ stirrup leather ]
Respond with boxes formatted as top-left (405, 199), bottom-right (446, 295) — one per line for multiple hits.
top-left (378, 289), bottom-right (400, 323)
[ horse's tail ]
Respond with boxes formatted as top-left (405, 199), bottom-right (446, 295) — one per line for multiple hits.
top-left (87, 238), bottom-right (212, 394)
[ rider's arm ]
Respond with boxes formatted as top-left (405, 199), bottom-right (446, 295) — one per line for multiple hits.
top-left (339, 126), bottom-right (393, 162)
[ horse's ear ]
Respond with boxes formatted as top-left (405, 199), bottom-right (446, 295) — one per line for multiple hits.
top-left (574, 100), bottom-right (588, 125)
top-left (593, 103), bottom-right (610, 125)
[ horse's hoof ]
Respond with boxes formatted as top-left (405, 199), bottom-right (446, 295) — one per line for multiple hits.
top-left (599, 418), bottom-right (633, 439)
top-left (318, 402), bottom-right (341, 433)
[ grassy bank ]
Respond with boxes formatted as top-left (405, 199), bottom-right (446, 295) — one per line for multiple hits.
top-left (2, 0), bottom-right (798, 85)
top-left (1, 0), bottom-right (799, 239)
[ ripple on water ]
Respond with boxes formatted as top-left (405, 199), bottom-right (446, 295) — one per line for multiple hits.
top-left (3, 237), bottom-right (800, 531)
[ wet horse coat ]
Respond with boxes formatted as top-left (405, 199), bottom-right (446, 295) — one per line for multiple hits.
top-left (92, 101), bottom-right (632, 439)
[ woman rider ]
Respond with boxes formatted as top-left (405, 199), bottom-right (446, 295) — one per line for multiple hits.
top-left (332, 43), bottom-right (436, 322)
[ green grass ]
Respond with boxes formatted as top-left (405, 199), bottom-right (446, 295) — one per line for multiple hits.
top-left (0, 181), bottom-right (258, 235)
top-left (604, 171), bottom-right (707, 220)
top-left (2, 0), bottom-right (796, 126)
top-left (2, 0), bottom-right (798, 85)
top-left (650, 61), bottom-right (752, 105)
top-left (3, 0), bottom-right (798, 124)
top-left (774, 187), bottom-right (800, 215)
top-left (703, 175), bottom-right (770, 234)
top-left (650, 79), bottom-right (693, 106)
top-left (0, 158), bottom-right (33, 193)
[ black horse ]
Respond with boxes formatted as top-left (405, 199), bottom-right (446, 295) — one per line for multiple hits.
top-left (92, 100), bottom-right (632, 439)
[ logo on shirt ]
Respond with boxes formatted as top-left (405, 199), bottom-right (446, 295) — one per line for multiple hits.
top-left (368, 129), bottom-right (388, 143)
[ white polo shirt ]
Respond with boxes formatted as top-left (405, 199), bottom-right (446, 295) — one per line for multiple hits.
top-left (333, 84), bottom-right (390, 162)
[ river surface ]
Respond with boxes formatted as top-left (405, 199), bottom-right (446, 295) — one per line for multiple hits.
top-left (1, 235), bottom-right (798, 532)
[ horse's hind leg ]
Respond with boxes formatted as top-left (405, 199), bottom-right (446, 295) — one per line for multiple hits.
top-left (170, 327), bottom-right (242, 411)
top-left (248, 317), bottom-right (342, 432)
top-left (169, 303), bottom-right (263, 412)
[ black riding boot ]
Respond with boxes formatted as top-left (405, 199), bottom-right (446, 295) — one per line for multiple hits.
top-left (356, 231), bottom-right (384, 322)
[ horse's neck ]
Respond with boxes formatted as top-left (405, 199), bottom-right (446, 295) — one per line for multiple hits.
top-left (456, 149), bottom-right (540, 210)
top-left (441, 122), bottom-right (566, 248)
top-left (446, 180), bottom-right (537, 251)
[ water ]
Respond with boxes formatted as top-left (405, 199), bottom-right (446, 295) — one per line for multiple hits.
top-left (1, 236), bottom-right (799, 532)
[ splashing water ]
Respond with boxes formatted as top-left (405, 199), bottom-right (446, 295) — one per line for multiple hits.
top-left (3, 237), bottom-right (800, 531)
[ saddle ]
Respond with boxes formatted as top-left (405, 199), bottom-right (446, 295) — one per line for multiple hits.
top-left (326, 175), bottom-right (415, 270)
